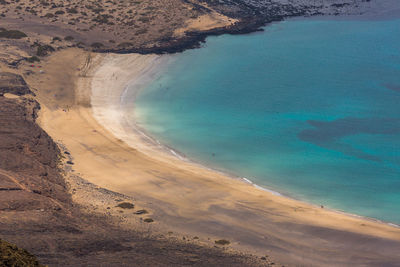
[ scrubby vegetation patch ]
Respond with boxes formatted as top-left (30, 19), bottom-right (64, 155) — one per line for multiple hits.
top-left (116, 202), bottom-right (135, 209)
top-left (215, 239), bottom-right (230, 245)
top-left (0, 239), bottom-right (43, 267)
top-left (0, 28), bottom-right (27, 39)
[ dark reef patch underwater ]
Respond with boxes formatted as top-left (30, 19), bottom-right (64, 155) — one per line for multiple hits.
top-left (134, 18), bottom-right (400, 224)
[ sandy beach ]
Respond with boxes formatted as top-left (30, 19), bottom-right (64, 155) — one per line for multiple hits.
top-left (35, 49), bottom-right (400, 266)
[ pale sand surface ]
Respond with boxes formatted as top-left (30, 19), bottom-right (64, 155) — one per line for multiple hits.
top-left (35, 49), bottom-right (400, 266)
top-left (174, 2), bottom-right (237, 37)
top-left (174, 12), bottom-right (237, 37)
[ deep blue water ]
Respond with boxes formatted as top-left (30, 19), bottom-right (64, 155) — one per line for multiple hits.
top-left (134, 19), bottom-right (400, 224)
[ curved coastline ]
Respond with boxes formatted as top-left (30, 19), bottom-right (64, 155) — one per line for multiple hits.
top-left (92, 52), bottom-right (400, 229)
top-left (39, 50), bottom-right (400, 265)
top-left (91, 53), bottom-right (252, 182)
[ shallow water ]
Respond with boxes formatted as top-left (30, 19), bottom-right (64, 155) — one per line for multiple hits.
top-left (134, 18), bottom-right (400, 224)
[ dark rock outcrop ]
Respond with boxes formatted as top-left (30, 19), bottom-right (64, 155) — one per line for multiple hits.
top-left (0, 72), bottom-right (33, 96)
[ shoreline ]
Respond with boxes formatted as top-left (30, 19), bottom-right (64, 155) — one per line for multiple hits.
top-left (89, 53), bottom-right (400, 234)
top-left (95, 52), bottom-right (400, 230)
top-left (38, 49), bottom-right (400, 266)
top-left (93, 0), bottom-right (400, 55)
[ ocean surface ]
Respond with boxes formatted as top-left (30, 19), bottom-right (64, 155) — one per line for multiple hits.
top-left (133, 18), bottom-right (400, 224)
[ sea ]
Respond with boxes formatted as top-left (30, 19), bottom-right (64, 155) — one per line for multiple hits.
top-left (133, 18), bottom-right (400, 224)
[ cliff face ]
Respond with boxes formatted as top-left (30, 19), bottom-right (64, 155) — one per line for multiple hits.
top-left (0, 74), bottom-right (68, 211)
top-left (0, 76), bottom-right (70, 265)
top-left (0, 72), bottom-right (33, 96)
top-left (0, 95), bottom-right (70, 211)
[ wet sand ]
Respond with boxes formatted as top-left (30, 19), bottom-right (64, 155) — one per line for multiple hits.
top-left (37, 49), bottom-right (400, 266)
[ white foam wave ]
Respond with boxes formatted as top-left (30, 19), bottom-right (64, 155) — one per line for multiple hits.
top-left (242, 177), bottom-right (281, 196)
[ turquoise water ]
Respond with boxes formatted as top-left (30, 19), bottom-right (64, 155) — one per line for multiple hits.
top-left (134, 19), bottom-right (400, 224)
